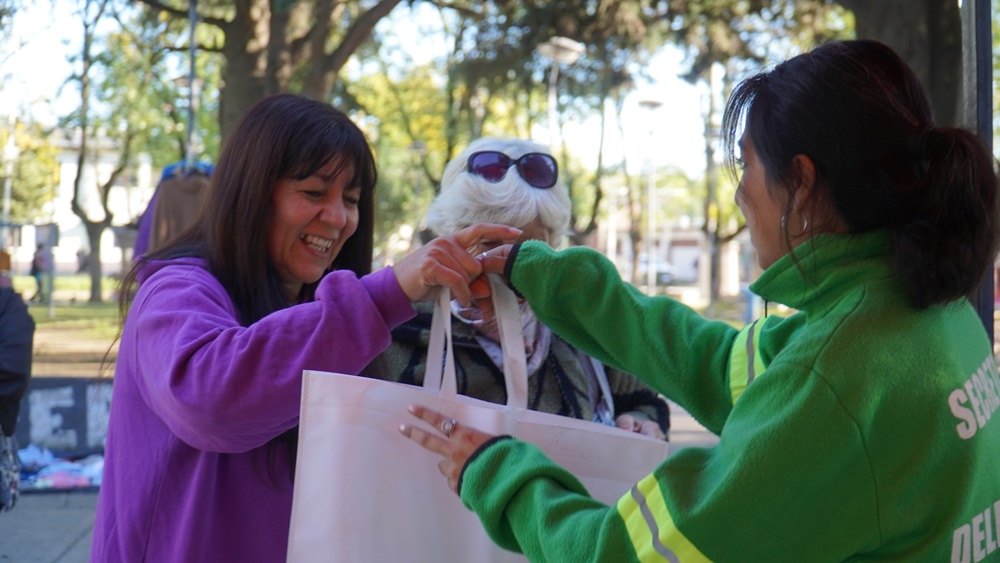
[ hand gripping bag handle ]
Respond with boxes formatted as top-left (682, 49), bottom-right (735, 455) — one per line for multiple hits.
top-left (422, 274), bottom-right (528, 411)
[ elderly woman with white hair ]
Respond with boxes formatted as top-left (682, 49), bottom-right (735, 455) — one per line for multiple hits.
top-left (363, 138), bottom-right (670, 437)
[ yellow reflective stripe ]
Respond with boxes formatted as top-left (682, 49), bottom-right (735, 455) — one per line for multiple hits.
top-left (728, 319), bottom-right (766, 404)
top-left (616, 474), bottom-right (712, 563)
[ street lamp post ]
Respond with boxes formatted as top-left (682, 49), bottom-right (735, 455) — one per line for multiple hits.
top-left (638, 99), bottom-right (663, 293)
top-left (185, 0), bottom-right (198, 170)
top-left (172, 74), bottom-right (203, 167)
top-left (537, 37), bottom-right (585, 147)
top-left (2, 130), bottom-right (19, 250)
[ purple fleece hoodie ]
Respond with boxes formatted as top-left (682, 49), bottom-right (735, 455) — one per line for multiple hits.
top-left (90, 258), bottom-right (414, 562)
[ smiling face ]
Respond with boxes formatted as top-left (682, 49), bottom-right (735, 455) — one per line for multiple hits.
top-left (267, 158), bottom-right (361, 300)
top-left (735, 132), bottom-right (789, 270)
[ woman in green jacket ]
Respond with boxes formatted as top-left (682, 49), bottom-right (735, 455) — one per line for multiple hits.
top-left (400, 39), bottom-right (1000, 562)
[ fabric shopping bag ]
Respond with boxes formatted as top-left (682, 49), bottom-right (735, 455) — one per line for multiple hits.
top-left (286, 276), bottom-right (671, 563)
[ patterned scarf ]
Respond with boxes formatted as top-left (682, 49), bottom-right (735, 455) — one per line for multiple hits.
top-left (450, 299), bottom-right (552, 377)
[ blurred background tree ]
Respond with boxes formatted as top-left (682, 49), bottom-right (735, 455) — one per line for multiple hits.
top-left (0, 0), bottom-right (984, 305)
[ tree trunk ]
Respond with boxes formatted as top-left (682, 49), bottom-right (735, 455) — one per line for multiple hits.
top-left (217, 0), bottom-right (270, 143)
top-left (211, 0), bottom-right (404, 141)
top-left (629, 226), bottom-right (641, 285)
top-left (70, 0), bottom-right (113, 304)
top-left (702, 65), bottom-right (721, 304)
top-left (85, 221), bottom-right (109, 303)
top-left (302, 0), bottom-right (404, 100)
top-left (837, 0), bottom-right (961, 125)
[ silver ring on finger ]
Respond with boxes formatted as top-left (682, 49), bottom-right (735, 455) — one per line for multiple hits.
top-left (439, 418), bottom-right (459, 438)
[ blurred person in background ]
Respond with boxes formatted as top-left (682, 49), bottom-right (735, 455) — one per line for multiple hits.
top-left (0, 271), bottom-right (34, 513)
top-left (29, 243), bottom-right (52, 303)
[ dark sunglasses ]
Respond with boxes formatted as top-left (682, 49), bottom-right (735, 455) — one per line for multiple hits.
top-left (466, 151), bottom-right (558, 189)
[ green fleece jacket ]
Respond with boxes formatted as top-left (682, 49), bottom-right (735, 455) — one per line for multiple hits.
top-left (459, 231), bottom-right (1000, 562)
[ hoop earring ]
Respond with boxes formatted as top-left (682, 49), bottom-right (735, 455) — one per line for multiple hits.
top-left (792, 216), bottom-right (809, 238)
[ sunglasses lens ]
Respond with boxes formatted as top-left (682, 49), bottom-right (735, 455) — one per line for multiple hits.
top-left (517, 154), bottom-right (557, 189)
top-left (468, 152), bottom-right (511, 183)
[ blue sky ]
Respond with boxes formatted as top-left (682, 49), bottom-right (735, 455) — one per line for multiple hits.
top-left (0, 1), bottom-right (82, 126)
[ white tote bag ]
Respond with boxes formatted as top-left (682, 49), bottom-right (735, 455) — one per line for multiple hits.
top-left (287, 276), bottom-right (670, 563)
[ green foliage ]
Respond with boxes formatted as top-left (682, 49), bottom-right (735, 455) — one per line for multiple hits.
top-left (3, 0), bottom-right (936, 274)
top-left (351, 61), bottom-right (451, 262)
top-left (655, 166), bottom-right (704, 224)
top-left (0, 0), bottom-right (14, 39)
top-left (353, 1), bottom-right (677, 250)
top-left (660, 0), bottom-right (853, 82)
top-left (357, 1), bottom-right (857, 253)
top-left (1, 120), bottom-right (59, 223)
top-left (96, 4), bottom-right (221, 168)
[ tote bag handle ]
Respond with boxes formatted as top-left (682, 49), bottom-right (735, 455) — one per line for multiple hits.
top-left (423, 274), bottom-right (528, 411)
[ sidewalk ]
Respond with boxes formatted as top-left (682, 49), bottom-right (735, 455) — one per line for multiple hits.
top-left (6, 294), bottom-right (106, 563)
top-left (2, 404), bottom-right (716, 562)
top-left (0, 490), bottom-right (97, 563)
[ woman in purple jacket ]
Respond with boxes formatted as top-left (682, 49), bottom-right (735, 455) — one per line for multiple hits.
top-left (90, 94), bottom-right (519, 562)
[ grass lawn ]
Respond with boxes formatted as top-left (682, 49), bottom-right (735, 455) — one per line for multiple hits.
top-left (27, 301), bottom-right (121, 338)
top-left (15, 276), bottom-right (121, 328)
top-left (15, 274), bottom-right (757, 377)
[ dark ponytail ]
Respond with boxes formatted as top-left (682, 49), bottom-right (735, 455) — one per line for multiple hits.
top-left (890, 127), bottom-right (999, 309)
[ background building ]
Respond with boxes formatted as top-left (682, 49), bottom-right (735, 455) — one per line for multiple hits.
top-left (6, 129), bottom-right (154, 277)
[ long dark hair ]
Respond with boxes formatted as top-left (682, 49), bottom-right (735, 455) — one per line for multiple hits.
top-left (116, 94), bottom-right (377, 482)
top-left (722, 39), bottom-right (999, 309)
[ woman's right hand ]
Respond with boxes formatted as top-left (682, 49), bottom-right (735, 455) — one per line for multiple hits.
top-left (392, 224), bottom-right (521, 306)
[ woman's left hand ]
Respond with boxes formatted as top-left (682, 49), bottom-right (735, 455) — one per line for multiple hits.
top-left (615, 414), bottom-right (667, 440)
top-left (399, 405), bottom-right (496, 495)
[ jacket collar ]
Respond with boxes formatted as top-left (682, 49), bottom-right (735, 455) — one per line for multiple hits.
top-left (749, 230), bottom-right (895, 316)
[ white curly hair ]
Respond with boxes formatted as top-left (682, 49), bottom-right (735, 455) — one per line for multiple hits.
top-left (424, 137), bottom-right (571, 246)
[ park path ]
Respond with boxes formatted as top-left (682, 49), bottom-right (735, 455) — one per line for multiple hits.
top-left (27, 299), bottom-right (118, 379)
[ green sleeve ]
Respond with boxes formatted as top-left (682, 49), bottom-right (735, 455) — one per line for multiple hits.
top-left (462, 365), bottom-right (880, 562)
top-left (509, 241), bottom-right (737, 432)
top-left (461, 439), bottom-right (640, 563)
top-left (655, 364), bottom-right (879, 561)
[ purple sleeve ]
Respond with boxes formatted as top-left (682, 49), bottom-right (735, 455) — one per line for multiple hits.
top-left (124, 265), bottom-right (414, 453)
